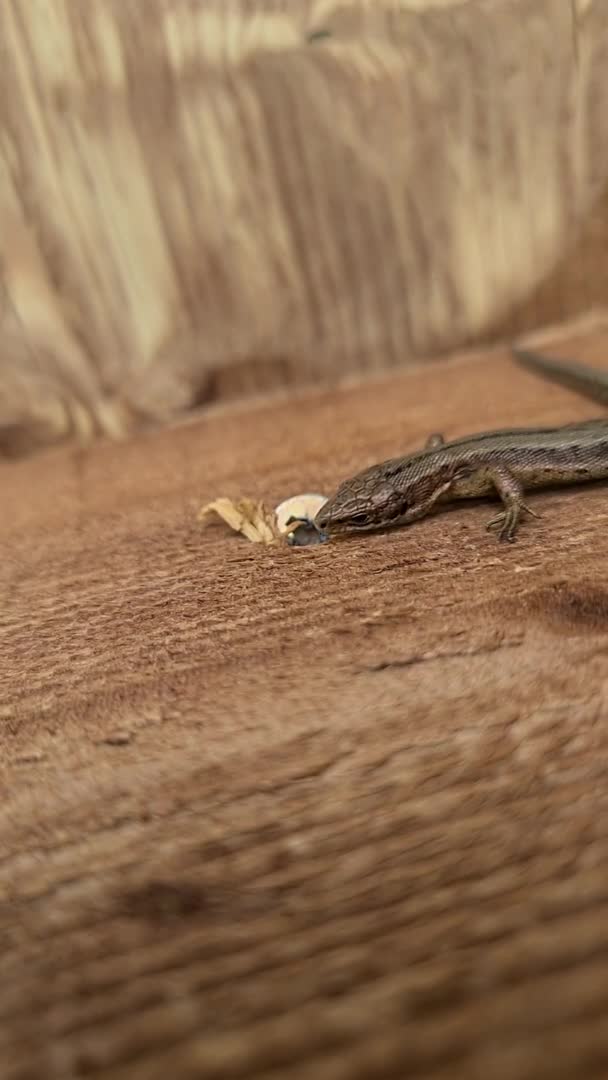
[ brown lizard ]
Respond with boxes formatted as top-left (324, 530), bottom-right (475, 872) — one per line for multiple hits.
top-left (314, 347), bottom-right (608, 543)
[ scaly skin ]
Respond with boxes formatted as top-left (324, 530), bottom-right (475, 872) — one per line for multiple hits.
top-left (315, 348), bottom-right (608, 543)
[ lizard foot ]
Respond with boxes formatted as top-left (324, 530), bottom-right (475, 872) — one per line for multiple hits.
top-left (486, 503), bottom-right (540, 543)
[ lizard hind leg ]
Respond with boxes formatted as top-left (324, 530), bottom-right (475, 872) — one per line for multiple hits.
top-left (484, 465), bottom-right (540, 543)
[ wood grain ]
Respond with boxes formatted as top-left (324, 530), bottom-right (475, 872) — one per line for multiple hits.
top-left (3, 319), bottom-right (608, 1078)
top-left (2, 0), bottom-right (608, 456)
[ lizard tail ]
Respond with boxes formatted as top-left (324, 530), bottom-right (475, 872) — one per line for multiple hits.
top-left (512, 345), bottom-right (608, 406)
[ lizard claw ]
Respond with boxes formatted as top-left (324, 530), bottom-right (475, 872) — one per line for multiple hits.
top-left (486, 512), bottom-right (514, 541)
top-left (485, 502), bottom-right (540, 542)
top-left (521, 503), bottom-right (540, 519)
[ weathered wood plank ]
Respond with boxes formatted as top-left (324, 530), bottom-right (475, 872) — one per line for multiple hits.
top-left (3, 323), bottom-right (608, 1078)
top-left (2, 1), bottom-right (608, 456)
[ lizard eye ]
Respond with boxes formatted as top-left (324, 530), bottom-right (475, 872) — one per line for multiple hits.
top-left (350, 512), bottom-right (369, 526)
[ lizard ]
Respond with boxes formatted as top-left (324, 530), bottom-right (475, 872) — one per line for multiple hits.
top-left (314, 346), bottom-right (608, 544)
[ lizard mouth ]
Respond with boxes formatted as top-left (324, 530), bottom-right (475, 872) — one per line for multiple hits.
top-left (316, 511), bottom-right (378, 534)
top-left (317, 503), bottom-right (414, 536)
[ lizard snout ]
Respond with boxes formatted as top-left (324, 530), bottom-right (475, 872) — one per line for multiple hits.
top-left (314, 507), bottom-right (329, 531)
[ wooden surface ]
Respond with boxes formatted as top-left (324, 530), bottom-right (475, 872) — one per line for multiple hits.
top-left (3, 0), bottom-right (608, 457)
top-left (3, 323), bottom-right (608, 1078)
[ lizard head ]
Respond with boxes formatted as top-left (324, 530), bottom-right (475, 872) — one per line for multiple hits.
top-left (315, 466), bottom-right (412, 536)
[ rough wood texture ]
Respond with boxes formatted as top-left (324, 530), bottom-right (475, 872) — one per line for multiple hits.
top-left (2, 0), bottom-right (608, 456)
top-left (3, 315), bottom-right (608, 1079)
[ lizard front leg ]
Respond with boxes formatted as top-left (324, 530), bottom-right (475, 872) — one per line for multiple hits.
top-left (485, 465), bottom-right (540, 542)
top-left (402, 475), bottom-right (462, 523)
top-left (425, 433), bottom-right (445, 448)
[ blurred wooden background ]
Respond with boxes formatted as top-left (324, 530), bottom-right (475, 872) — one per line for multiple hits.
top-left (1, 0), bottom-right (608, 457)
